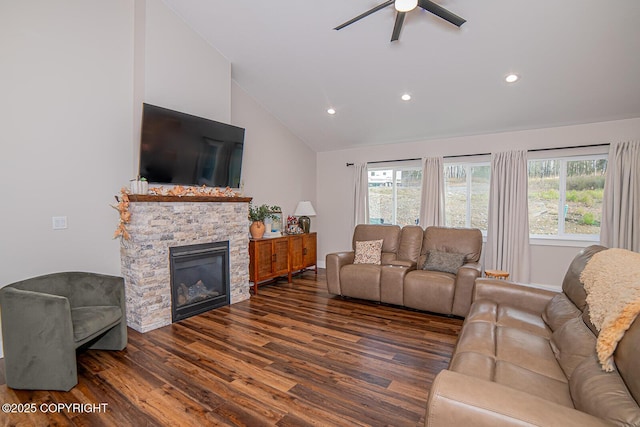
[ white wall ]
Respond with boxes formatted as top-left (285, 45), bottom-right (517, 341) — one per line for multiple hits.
top-left (0, 1), bottom-right (134, 285)
top-left (0, 0), bottom-right (234, 358)
top-left (144, 0), bottom-right (231, 124)
top-left (232, 82), bottom-right (316, 221)
top-left (0, 0), bottom-right (233, 287)
top-left (317, 117), bottom-right (640, 288)
top-left (0, 0), bottom-right (135, 358)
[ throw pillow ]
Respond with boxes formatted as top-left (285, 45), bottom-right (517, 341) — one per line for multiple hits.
top-left (354, 239), bottom-right (384, 265)
top-left (423, 250), bottom-right (465, 274)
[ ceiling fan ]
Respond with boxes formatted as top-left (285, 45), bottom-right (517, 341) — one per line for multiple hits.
top-left (334, 0), bottom-right (466, 42)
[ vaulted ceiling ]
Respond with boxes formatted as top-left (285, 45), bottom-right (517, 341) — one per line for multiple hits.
top-left (162, 0), bottom-right (640, 152)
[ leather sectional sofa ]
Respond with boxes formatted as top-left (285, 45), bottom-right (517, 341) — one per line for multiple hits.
top-left (425, 245), bottom-right (640, 426)
top-left (326, 224), bottom-right (483, 317)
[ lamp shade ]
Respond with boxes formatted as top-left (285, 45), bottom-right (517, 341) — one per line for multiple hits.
top-left (294, 201), bottom-right (316, 217)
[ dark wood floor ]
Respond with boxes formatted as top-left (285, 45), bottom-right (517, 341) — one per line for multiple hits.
top-left (0, 270), bottom-right (462, 427)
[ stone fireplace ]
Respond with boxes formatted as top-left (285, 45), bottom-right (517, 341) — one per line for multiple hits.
top-left (120, 195), bottom-right (251, 332)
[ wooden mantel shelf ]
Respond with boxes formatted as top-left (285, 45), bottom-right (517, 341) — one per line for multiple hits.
top-left (127, 194), bottom-right (252, 203)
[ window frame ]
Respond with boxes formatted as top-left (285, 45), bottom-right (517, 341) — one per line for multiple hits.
top-left (527, 153), bottom-right (607, 243)
top-left (366, 162), bottom-right (422, 226)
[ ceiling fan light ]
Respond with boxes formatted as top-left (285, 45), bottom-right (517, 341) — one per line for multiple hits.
top-left (395, 0), bottom-right (418, 12)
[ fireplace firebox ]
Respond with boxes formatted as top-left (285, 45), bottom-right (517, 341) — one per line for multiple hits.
top-left (170, 241), bottom-right (230, 322)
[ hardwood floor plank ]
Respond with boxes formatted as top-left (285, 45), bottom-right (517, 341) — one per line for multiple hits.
top-left (0, 269), bottom-right (462, 426)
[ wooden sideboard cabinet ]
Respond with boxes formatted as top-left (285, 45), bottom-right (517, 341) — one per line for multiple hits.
top-left (249, 232), bottom-right (317, 294)
top-left (289, 232), bottom-right (317, 275)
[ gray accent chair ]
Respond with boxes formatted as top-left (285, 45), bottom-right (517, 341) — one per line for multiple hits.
top-left (0, 272), bottom-right (127, 391)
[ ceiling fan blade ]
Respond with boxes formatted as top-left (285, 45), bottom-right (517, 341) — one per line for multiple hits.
top-left (334, 0), bottom-right (395, 30)
top-left (418, 0), bottom-right (466, 27)
top-left (390, 12), bottom-right (406, 42)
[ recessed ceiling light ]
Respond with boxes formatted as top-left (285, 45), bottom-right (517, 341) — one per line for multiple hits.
top-left (505, 73), bottom-right (520, 83)
top-left (401, 93), bottom-right (412, 101)
top-left (327, 108), bottom-right (336, 115)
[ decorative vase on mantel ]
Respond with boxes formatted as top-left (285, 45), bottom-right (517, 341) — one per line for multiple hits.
top-left (249, 221), bottom-right (266, 239)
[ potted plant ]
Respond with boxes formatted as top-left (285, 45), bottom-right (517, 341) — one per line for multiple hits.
top-left (248, 203), bottom-right (280, 239)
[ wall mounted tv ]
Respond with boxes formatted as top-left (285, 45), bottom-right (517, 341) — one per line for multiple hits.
top-left (139, 103), bottom-right (245, 188)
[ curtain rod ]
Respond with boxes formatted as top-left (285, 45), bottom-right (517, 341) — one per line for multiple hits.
top-left (345, 143), bottom-right (610, 166)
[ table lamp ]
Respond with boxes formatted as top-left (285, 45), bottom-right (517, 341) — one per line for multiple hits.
top-left (294, 201), bottom-right (316, 233)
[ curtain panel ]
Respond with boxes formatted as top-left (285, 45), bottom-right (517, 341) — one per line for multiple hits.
top-left (601, 141), bottom-right (640, 252)
top-left (486, 150), bottom-right (531, 283)
top-left (419, 157), bottom-right (445, 227)
top-left (353, 163), bottom-right (369, 228)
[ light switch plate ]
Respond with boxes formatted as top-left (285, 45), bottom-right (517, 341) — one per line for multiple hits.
top-left (52, 216), bottom-right (68, 230)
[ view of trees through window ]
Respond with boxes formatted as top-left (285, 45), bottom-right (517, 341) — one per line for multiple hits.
top-left (365, 155), bottom-right (606, 239)
top-left (528, 157), bottom-right (607, 237)
top-left (444, 163), bottom-right (490, 232)
top-left (368, 167), bottom-right (422, 226)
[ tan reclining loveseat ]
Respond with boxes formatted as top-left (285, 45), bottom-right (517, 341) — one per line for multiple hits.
top-left (425, 245), bottom-right (640, 426)
top-left (326, 224), bottom-right (482, 317)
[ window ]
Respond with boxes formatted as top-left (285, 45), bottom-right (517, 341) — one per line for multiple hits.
top-left (444, 163), bottom-right (490, 233)
top-left (368, 165), bottom-right (422, 226)
top-left (528, 156), bottom-right (607, 239)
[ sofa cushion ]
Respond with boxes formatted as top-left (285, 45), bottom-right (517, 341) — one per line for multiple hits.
top-left (403, 270), bottom-right (455, 314)
top-left (396, 225), bottom-right (423, 264)
top-left (352, 224), bottom-right (401, 253)
top-left (614, 316), bottom-right (640, 408)
top-left (339, 264), bottom-right (381, 301)
top-left (353, 239), bottom-right (383, 265)
top-left (450, 305), bottom-right (572, 407)
top-left (542, 293), bottom-right (582, 332)
top-left (496, 327), bottom-right (566, 382)
top-left (494, 361), bottom-right (574, 408)
top-left (423, 250), bottom-right (465, 274)
top-left (71, 306), bottom-right (123, 343)
top-left (550, 317), bottom-right (596, 380)
top-left (467, 300), bottom-right (551, 338)
top-left (561, 245), bottom-right (607, 311)
top-left (570, 354), bottom-right (640, 426)
top-left (422, 226), bottom-right (483, 263)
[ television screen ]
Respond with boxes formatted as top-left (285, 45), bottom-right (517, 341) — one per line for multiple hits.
top-left (139, 103), bottom-right (245, 188)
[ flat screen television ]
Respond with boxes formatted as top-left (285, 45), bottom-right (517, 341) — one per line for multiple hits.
top-left (139, 103), bottom-right (245, 188)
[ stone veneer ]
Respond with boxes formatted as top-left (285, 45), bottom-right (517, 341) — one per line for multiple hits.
top-left (120, 196), bottom-right (251, 332)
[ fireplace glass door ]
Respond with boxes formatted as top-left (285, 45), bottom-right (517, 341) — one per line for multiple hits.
top-left (170, 241), bottom-right (230, 322)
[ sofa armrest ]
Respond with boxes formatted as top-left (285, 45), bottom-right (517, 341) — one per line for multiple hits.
top-left (473, 278), bottom-right (556, 315)
top-left (451, 262), bottom-right (482, 317)
top-left (0, 287), bottom-right (80, 390)
top-left (326, 251), bottom-right (355, 295)
top-left (0, 287), bottom-right (75, 343)
top-left (426, 370), bottom-right (610, 427)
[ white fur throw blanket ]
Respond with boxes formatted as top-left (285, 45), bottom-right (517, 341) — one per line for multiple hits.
top-left (580, 248), bottom-right (640, 371)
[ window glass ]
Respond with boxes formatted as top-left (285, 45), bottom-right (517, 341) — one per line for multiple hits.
top-left (564, 159), bottom-right (607, 235)
top-left (444, 163), bottom-right (490, 232)
top-left (528, 156), bottom-right (606, 238)
top-left (528, 160), bottom-right (561, 235)
top-left (470, 165), bottom-right (490, 230)
top-left (368, 166), bottom-right (421, 226)
top-left (396, 169), bottom-right (422, 226)
top-left (444, 165), bottom-right (467, 228)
